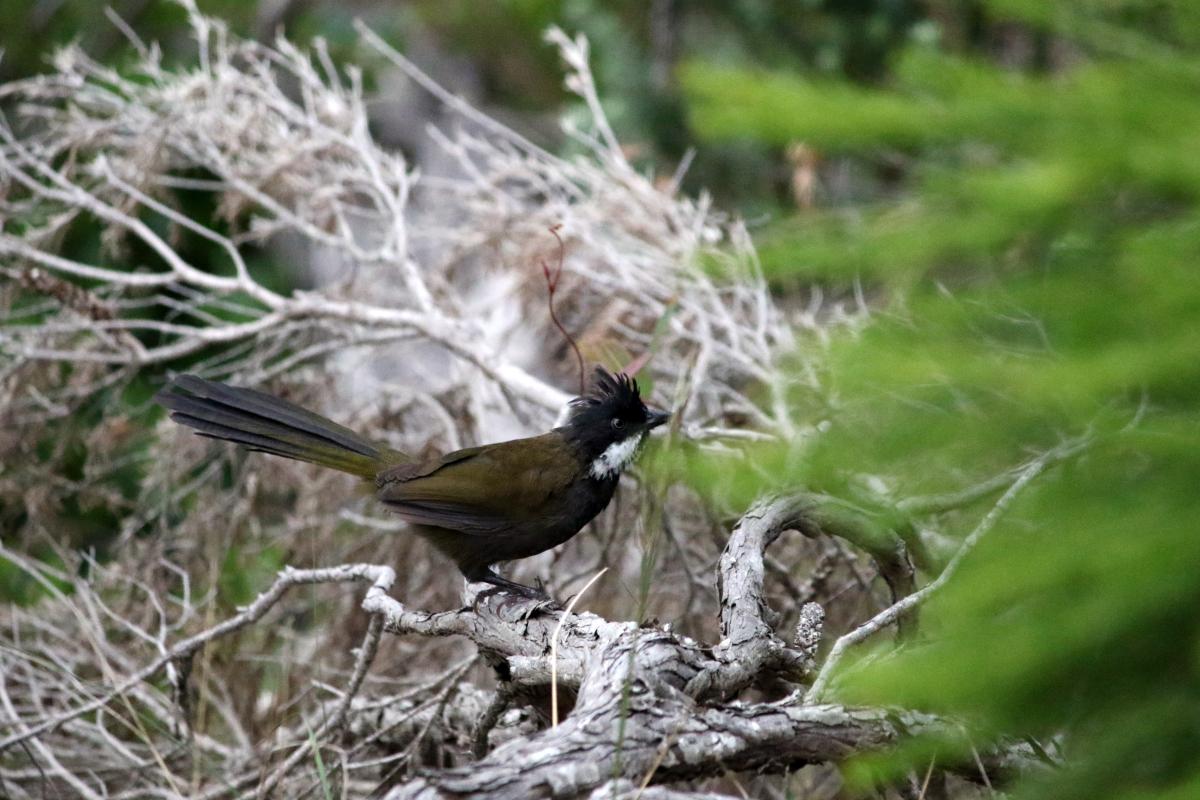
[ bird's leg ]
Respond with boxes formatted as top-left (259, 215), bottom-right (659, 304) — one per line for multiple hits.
top-left (470, 569), bottom-right (560, 612)
top-left (478, 570), bottom-right (549, 599)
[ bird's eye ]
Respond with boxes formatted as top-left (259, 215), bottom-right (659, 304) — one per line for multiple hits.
top-left (611, 418), bottom-right (624, 430)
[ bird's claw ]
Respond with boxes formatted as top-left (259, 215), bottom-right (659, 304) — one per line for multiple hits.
top-left (471, 581), bottom-right (559, 618)
top-left (521, 596), bottom-right (562, 621)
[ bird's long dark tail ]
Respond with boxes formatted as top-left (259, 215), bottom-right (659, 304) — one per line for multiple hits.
top-left (157, 375), bottom-right (392, 478)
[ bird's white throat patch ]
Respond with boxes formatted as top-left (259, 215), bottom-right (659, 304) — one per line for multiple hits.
top-left (590, 434), bottom-right (645, 479)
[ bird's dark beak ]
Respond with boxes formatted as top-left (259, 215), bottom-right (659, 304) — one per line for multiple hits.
top-left (646, 408), bottom-right (671, 430)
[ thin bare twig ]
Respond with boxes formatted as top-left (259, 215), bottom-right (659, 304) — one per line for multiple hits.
top-left (540, 224), bottom-right (586, 395)
top-left (552, 567), bottom-right (608, 727)
top-left (806, 436), bottom-right (1090, 702)
top-left (0, 563), bottom-right (395, 755)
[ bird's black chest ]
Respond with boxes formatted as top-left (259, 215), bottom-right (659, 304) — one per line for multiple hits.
top-left (492, 474), bottom-right (618, 562)
top-left (557, 474), bottom-right (619, 537)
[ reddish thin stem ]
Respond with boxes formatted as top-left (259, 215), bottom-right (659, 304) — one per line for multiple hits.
top-left (540, 224), bottom-right (586, 395)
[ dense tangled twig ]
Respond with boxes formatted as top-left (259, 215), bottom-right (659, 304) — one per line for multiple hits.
top-left (0, 1), bottom-right (804, 444)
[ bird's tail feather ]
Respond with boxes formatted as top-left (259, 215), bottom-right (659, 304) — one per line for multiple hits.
top-left (157, 375), bottom-right (389, 478)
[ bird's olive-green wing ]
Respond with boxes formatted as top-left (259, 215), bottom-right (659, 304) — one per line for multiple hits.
top-left (375, 433), bottom-right (577, 534)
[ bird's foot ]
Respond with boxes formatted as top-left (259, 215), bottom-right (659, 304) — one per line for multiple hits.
top-left (470, 572), bottom-right (559, 616)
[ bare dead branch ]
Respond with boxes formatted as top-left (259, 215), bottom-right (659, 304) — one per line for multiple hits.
top-left (806, 436), bottom-right (1090, 702)
top-left (0, 561), bottom-right (394, 755)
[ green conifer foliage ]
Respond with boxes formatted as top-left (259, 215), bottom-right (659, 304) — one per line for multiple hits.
top-left (684, 2), bottom-right (1200, 796)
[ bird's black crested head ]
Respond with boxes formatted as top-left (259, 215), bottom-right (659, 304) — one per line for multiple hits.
top-left (562, 366), bottom-right (670, 478)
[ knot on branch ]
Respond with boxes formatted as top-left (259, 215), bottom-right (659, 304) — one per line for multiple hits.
top-left (795, 601), bottom-right (825, 671)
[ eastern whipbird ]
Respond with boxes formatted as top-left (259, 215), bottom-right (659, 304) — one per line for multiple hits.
top-left (157, 367), bottom-right (669, 599)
